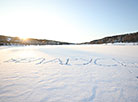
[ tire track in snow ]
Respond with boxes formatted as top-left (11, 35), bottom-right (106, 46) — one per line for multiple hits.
top-left (3, 57), bottom-right (138, 68)
top-left (94, 58), bottom-right (118, 67)
top-left (58, 58), bottom-right (71, 65)
top-left (36, 58), bottom-right (46, 65)
top-left (82, 86), bottom-right (97, 102)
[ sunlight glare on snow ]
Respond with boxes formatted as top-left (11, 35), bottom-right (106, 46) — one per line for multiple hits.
top-left (17, 49), bottom-right (36, 58)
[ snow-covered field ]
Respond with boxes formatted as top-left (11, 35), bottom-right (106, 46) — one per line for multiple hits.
top-left (0, 45), bottom-right (138, 102)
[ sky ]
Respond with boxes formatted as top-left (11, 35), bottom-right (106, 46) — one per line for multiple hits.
top-left (0, 0), bottom-right (138, 43)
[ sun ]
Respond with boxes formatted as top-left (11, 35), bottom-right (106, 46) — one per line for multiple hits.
top-left (22, 38), bottom-right (28, 41)
top-left (19, 37), bottom-right (28, 41)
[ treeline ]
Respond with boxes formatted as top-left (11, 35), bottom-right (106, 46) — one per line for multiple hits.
top-left (84, 32), bottom-right (138, 44)
top-left (0, 35), bottom-right (73, 46)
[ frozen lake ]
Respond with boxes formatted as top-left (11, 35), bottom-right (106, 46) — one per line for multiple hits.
top-left (0, 45), bottom-right (138, 102)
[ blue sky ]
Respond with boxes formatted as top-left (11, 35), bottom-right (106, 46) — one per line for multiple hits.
top-left (0, 0), bottom-right (138, 43)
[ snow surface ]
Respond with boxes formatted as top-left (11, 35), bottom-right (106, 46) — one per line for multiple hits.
top-left (0, 45), bottom-right (138, 102)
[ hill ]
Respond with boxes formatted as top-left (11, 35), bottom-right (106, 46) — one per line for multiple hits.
top-left (83, 32), bottom-right (138, 44)
top-left (0, 35), bottom-right (73, 46)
